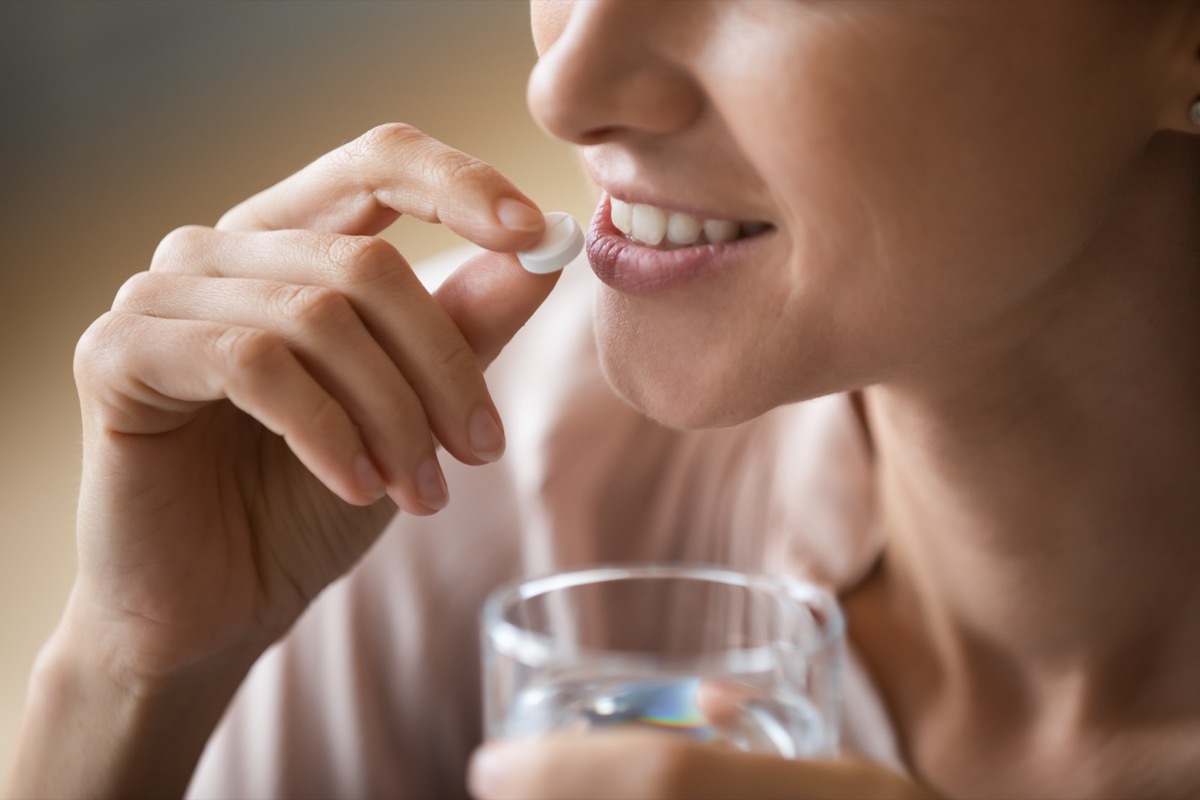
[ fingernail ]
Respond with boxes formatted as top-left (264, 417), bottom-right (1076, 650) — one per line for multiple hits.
top-left (354, 453), bottom-right (387, 500)
top-left (468, 743), bottom-right (514, 800)
top-left (468, 407), bottom-right (506, 463)
top-left (415, 456), bottom-right (448, 511)
top-left (495, 197), bottom-right (544, 232)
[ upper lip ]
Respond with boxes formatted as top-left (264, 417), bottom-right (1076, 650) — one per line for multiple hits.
top-left (599, 187), bottom-right (772, 225)
top-left (582, 163), bottom-right (774, 225)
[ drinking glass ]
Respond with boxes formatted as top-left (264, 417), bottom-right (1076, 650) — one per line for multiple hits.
top-left (481, 564), bottom-right (844, 758)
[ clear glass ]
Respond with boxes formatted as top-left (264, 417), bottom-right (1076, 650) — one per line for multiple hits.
top-left (481, 564), bottom-right (845, 758)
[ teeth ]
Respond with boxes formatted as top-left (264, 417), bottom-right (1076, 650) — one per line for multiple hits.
top-left (611, 198), bottom-right (633, 235)
top-left (609, 197), bottom-right (768, 249)
top-left (631, 203), bottom-right (667, 246)
top-left (667, 212), bottom-right (702, 245)
top-left (703, 219), bottom-right (740, 244)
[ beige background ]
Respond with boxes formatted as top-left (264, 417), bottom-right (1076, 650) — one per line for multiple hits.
top-left (0, 1), bottom-right (592, 778)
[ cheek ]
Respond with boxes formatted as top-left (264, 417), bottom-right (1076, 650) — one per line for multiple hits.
top-left (724, 16), bottom-right (1149, 370)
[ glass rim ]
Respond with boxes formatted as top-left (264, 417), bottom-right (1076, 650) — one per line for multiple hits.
top-left (481, 563), bottom-right (846, 668)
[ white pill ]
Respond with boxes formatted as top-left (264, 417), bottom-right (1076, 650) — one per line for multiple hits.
top-left (517, 212), bottom-right (584, 274)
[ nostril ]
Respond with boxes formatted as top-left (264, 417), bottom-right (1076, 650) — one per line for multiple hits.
top-left (579, 126), bottom-right (624, 146)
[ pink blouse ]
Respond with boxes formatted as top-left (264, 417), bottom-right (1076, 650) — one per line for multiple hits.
top-left (187, 251), bottom-right (903, 799)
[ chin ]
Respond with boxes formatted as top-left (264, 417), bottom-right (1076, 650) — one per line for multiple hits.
top-left (595, 334), bottom-right (785, 431)
top-left (588, 282), bottom-right (858, 429)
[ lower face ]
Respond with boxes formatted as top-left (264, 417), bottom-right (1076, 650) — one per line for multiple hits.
top-left (533, 2), bottom-right (1176, 429)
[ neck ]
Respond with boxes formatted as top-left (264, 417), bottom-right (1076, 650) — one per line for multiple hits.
top-left (865, 132), bottom-right (1200, 724)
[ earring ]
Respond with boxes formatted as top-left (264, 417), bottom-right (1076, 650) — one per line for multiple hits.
top-left (1192, 98), bottom-right (1200, 126)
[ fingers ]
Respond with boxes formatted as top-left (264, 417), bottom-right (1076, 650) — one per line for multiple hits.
top-left (215, 123), bottom-right (547, 254)
top-left (111, 271), bottom-right (450, 514)
top-left (88, 124), bottom-right (566, 517)
top-left (468, 733), bottom-right (935, 800)
top-left (109, 217), bottom-right (563, 514)
top-left (146, 226), bottom-right (523, 465)
top-left (152, 225), bottom-right (563, 371)
top-left (433, 248), bottom-right (564, 367)
top-left (75, 313), bottom-right (391, 509)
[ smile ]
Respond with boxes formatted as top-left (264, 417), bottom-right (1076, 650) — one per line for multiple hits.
top-left (586, 195), bottom-right (778, 295)
top-left (609, 197), bottom-right (773, 250)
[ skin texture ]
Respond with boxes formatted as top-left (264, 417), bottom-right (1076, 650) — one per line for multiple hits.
top-left (465, 1), bottom-right (1200, 798)
top-left (6, 2), bottom-right (1200, 799)
top-left (528, 1), bottom-right (1195, 430)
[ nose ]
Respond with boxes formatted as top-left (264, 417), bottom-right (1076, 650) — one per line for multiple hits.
top-left (527, 1), bottom-right (704, 146)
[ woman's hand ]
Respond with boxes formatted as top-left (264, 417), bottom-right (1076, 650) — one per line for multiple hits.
top-left (69, 123), bottom-right (555, 679)
top-left (7, 123), bottom-right (556, 799)
top-left (468, 733), bottom-right (936, 800)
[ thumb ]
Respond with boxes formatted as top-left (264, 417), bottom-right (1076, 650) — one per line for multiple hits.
top-left (433, 249), bottom-right (564, 368)
top-left (468, 735), bottom-right (936, 800)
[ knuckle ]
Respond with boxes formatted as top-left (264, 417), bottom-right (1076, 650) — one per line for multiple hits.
top-left (307, 392), bottom-right (349, 438)
top-left (212, 326), bottom-right (286, 374)
top-left (111, 271), bottom-right (158, 313)
top-left (269, 283), bottom-right (352, 333)
top-left (379, 388), bottom-right (427, 437)
top-left (73, 311), bottom-right (126, 379)
top-left (324, 235), bottom-right (401, 288)
top-left (150, 225), bottom-right (210, 271)
top-left (345, 122), bottom-right (425, 163)
top-left (436, 152), bottom-right (493, 189)
top-left (425, 330), bottom-right (479, 381)
top-left (367, 123), bottom-right (494, 191)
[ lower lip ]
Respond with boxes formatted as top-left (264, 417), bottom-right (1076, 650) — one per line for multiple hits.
top-left (585, 196), bottom-right (776, 296)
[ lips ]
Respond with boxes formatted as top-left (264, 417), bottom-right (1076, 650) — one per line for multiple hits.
top-left (586, 194), bottom-right (776, 295)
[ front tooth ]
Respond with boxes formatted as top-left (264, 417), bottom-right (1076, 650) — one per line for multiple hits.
top-left (610, 198), bottom-right (633, 235)
top-left (704, 219), bottom-right (739, 244)
top-left (666, 212), bottom-right (703, 245)
top-left (631, 203), bottom-right (667, 246)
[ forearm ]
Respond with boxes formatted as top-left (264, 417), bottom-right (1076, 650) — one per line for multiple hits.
top-left (5, 622), bottom-right (254, 800)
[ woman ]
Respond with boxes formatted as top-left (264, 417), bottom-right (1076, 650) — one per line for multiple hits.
top-left (7, 2), bottom-right (1200, 797)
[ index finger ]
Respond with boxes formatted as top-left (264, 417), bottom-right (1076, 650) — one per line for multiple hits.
top-left (216, 123), bottom-right (546, 251)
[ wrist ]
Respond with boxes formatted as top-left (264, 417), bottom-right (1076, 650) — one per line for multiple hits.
top-left (40, 607), bottom-right (256, 711)
top-left (55, 577), bottom-right (269, 688)
top-left (6, 612), bottom-right (256, 799)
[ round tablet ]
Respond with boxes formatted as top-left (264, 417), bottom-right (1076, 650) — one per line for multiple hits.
top-left (517, 212), bottom-right (585, 274)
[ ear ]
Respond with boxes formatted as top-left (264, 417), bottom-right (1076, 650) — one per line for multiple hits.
top-left (1158, 8), bottom-right (1200, 134)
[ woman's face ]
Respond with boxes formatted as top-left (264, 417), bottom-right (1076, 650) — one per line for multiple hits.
top-left (528, 1), bottom-right (1191, 428)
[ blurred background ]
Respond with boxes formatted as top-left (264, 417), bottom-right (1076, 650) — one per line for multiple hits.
top-left (0, 0), bottom-right (592, 777)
